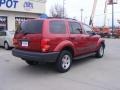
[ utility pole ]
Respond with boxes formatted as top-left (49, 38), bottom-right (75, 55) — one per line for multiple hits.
top-left (63, 0), bottom-right (65, 18)
top-left (112, 0), bottom-right (114, 36)
top-left (107, 19), bottom-right (110, 26)
top-left (104, 0), bottom-right (108, 27)
top-left (84, 16), bottom-right (87, 23)
top-left (80, 9), bottom-right (83, 22)
top-left (108, 0), bottom-right (117, 36)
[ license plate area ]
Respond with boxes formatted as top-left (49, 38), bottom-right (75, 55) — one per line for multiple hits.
top-left (21, 40), bottom-right (28, 47)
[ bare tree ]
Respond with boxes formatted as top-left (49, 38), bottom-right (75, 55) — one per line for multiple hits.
top-left (50, 4), bottom-right (66, 18)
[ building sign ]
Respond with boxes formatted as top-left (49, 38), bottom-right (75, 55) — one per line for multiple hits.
top-left (0, 0), bottom-right (19, 8)
top-left (0, 0), bottom-right (46, 14)
top-left (29, 0), bottom-right (46, 3)
top-left (24, 1), bottom-right (33, 10)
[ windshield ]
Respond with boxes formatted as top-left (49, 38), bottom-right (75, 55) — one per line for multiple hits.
top-left (16, 20), bottom-right (43, 34)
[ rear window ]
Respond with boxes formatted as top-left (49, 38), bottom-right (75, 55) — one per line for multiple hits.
top-left (49, 20), bottom-right (66, 34)
top-left (16, 20), bottom-right (43, 34)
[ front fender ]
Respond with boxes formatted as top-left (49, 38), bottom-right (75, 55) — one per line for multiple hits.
top-left (96, 38), bottom-right (105, 49)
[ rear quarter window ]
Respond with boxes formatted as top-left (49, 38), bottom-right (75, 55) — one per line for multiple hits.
top-left (49, 20), bottom-right (66, 34)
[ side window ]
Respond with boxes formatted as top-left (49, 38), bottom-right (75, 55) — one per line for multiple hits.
top-left (69, 22), bottom-right (82, 34)
top-left (83, 24), bottom-right (93, 35)
top-left (49, 20), bottom-right (66, 34)
top-left (0, 31), bottom-right (6, 36)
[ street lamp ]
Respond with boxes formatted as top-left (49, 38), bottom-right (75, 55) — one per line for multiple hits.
top-left (112, 0), bottom-right (114, 36)
top-left (80, 9), bottom-right (83, 22)
top-left (108, 0), bottom-right (117, 36)
top-left (84, 16), bottom-right (87, 23)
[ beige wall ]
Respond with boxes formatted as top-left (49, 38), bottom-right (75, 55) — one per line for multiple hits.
top-left (0, 11), bottom-right (40, 31)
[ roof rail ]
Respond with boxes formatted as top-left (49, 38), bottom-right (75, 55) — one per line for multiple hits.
top-left (47, 17), bottom-right (77, 21)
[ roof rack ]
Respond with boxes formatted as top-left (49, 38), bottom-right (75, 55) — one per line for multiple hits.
top-left (46, 17), bottom-right (77, 21)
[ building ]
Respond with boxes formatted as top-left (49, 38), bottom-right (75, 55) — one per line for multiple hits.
top-left (0, 0), bottom-right (46, 31)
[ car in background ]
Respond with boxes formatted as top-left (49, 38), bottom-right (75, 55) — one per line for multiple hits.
top-left (0, 30), bottom-right (15, 50)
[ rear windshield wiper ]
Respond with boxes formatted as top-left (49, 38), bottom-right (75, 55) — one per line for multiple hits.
top-left (22, 32), bottom-right (29, 35)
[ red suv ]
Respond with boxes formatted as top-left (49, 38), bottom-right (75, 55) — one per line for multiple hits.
top-left (12, 18), bottom-right (105, 73)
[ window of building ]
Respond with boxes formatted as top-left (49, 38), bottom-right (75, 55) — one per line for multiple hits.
top-left (0, 31), bottom-right (6, 36)
top-left (0, 16), bottom-right (7, 31)
top-left (49, 20), bottom-right (66, 34)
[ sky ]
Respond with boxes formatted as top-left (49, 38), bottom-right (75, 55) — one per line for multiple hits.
top-left (46, 0), bottom-right (120, 26)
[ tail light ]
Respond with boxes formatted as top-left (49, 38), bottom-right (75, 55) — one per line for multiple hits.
top-left (13, 38), bottom-right (17, 45)
top-left (41, 39), bottom-right (50, 52)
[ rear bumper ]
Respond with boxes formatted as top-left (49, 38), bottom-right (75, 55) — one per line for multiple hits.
top-left (12, 48), bottom-right (59, 62)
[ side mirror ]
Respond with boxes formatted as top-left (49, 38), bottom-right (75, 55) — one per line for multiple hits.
top-left (80, 29), bottom-right (83, 34)
top-left (76, 28), bottom-right (83, 34)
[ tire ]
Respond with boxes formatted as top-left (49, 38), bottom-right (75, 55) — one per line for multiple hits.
top-left (96, 45), bottom-right (104, 58)
top-left (25, 61), bottom-right (39, 66)
top-left (56, 50), bottom-right (72, 73)
top-left (4, 42), bottom-right (10, 50)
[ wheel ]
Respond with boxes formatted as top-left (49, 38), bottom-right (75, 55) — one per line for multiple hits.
top-left (4, 42), bottom-right (10, 50)
top-left (56, 50), bottom-right (72, 73)
top-left (25, 61), bottom-right (39, 65)
top-left (96, 45), bottom-right (104, 58)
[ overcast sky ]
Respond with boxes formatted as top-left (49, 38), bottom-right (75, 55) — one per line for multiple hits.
top-left (46, 0), bottom-right (120, 26)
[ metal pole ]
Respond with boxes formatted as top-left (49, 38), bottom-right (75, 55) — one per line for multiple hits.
top-left (112, 0), bottom-right (114, 36)
top-left (84, 16), bottom-right (87, 23)
top-left (63, 0), bottom-right (65, 18)
top-left (80, 9), bottom-right (83, 22)
top-left (104, 0), bottom-right (107, 27)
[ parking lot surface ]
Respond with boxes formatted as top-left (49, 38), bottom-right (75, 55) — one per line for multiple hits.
top-left (0, 39), bottom-right (120, 90)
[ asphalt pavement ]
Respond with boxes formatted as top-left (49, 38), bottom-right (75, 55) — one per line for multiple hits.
top-left (0, 39), bottom-right (120, 90)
